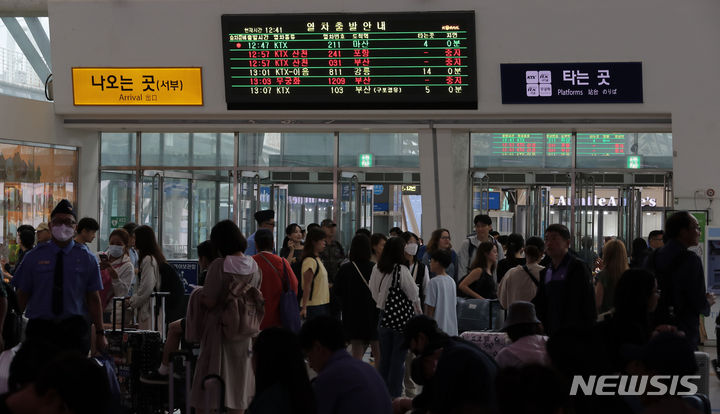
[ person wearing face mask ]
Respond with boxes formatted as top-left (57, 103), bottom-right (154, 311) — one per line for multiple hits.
top-left (98, 229), bottom-right (134, 321)
top-left (11, 199), bottom-right (107, 357)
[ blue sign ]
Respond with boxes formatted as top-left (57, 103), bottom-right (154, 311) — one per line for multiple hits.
top-left (168, 260), bottom-right (199, 294)
top-left (373, 202), bottom-right (389, 212)
top-left (473, 191), bottom-right (501, 210)
top-left (373, 185), bottom-right (384, 195)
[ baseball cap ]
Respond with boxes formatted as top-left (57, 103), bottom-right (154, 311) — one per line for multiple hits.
top-left (36, 222), bottom-right (50, 232)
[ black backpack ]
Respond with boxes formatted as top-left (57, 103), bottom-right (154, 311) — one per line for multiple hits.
top-left (157, 261), bottom-right (186, 324)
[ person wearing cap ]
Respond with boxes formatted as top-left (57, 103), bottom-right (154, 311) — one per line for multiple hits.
top-left (533, 224), bottom-right (596, 336)
top-left (397, 315), bottom-right (498, 414)
top-left (495, 301), bottom-right (550, 369)
top-left (319, 218), bottom-right (345, 288)
top-left (12, 199), bottom-right (107, 356)
top-left (245, 209), bottom-right (275, 256)
top-left (35, 223), bottom-right (51, 244)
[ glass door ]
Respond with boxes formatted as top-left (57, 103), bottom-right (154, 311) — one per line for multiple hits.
top-left (339, 174), bottom-right (359, 249)
top-left (191, 171), bottom-right (233, 257)
top-left (574, 173), bottom-right (597, 252)
top-left (618, 186), bottom-right (642, 246)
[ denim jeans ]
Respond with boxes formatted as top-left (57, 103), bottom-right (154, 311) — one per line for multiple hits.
top-left (306, 303), bottom-right (330, 320)
top-left (378, 321), bottom-right (408, 398)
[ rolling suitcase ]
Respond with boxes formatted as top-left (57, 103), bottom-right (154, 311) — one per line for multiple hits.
top-left (106, 297), bottom-right (163, 414)
top-left (456, 298), bottom-right (501, 333)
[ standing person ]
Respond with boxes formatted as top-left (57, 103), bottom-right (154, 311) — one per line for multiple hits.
top-left (197, 240), bottom-right (216, 287)
top-left (245, 209), bottom-right (275, 256)
top-left (596, 239), bottom-right (629, 315)
top-left (496, 233), bottom-right (525, 283)
top-left (333, 234), bottom-right (380, 363)
top-left (300, 228), bottom-right (330, 320)
top-left (98, 228), bottom-right (134, 319)
top-left (425, 249), bottom-right (458, 336)
top-left (370, 233), bottom-right (387, 264)
top-left (319, 218), bottom-right (345, 287)
top-left (533, 224), bottom-right (596, 336)
top-left (629, 237), bottom-right (649, 268)
top-left (401, 232), bottom-right (429, 308)
top-left (252, 229), bottom-right (298, 331)
top-left (389, 227), bottom-right (403, 238)
top-left (646, 211), bottom-right (715, 348)
top-left (12, 199), bottom-right (107, 356)
top-left (648, 230), bottom-right (665, 250)
top-left (73, 218), bottom-right (99, 246)
top-left (127, 225), bottom-right (162, 331)
top-left (189, 220), bottom-right (261, 414)
top-left (34, 222), bottom-right (51, 244)
top-left (248, 327), bottom-right (316, 414)
top-left (5, 227), bottom-right (35, 278)
top-left (578, 236), bottom-right (599, 268)
top-left (458, 242), bottom-right (498, 300)
top-left (122, 222), bottom-right (139, 269)
top-left (497, 245), bottom-right (544, 309)
top-left (279, 223), bottom-right (303, 266)
top-left (369, 237), bottom-right (422, 398)
top-left (421, 228), bottom-right (458, 280)
top-left (299, 316), bottom-right (392, 414)
top-left (457, 215), bottom-right (505, 283)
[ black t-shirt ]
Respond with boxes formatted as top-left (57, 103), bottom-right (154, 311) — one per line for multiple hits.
top-left (465, 271), bottom-right (497, 299)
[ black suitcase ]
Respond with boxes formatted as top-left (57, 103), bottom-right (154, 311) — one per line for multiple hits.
top-left (106, 297), bottom-right (163, 414)
top-left (456, 298), bottom-right (501, 333)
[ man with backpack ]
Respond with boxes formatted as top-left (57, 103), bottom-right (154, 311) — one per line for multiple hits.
top-left (646, 211), bottom-right (715, 349)
top-left (457, 215), bottom-right (505, 282)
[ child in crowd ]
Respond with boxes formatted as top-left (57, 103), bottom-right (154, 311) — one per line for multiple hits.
top-left (425, 250), bottom-right (458, 336)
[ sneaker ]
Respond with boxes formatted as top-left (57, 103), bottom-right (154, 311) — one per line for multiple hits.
top-left (140, 370), bottom-right (169, 385)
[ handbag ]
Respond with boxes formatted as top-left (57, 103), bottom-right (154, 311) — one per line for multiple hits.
top-left (259, 253), bottom-right (301, 332)
top-left (379, 265), bottom-right (415, 332)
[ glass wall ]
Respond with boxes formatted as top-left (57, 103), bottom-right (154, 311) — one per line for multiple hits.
top-left (239, 133), bottom-right (334, 167)
top-left (0, 18), bottom-right (50, 101)
top-left (339, 133), bottom-right (419, 168)
top-left (0, 141), bottom-right (77, 263)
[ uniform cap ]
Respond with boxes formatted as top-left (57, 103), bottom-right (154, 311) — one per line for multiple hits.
top-left (51, 199), bottom-right (77, 219)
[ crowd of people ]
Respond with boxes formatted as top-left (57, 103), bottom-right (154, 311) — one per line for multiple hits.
top-left (0, 200), bottom-right (713, 414)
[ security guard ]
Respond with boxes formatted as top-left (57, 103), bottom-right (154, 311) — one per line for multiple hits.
top-left (13, 199), bottom-right (107, 355)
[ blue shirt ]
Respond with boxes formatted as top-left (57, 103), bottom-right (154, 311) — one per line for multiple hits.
top-left (245, 232), bottom-right (257, 256)
top-left (314, 350), bottom-right (391, 414)
top-left (12, 240), bottom-right (103, 320)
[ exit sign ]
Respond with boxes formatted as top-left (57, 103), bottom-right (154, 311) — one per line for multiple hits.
top-left (626, 155), bottom-right (642, 169)
top-left (359, 153), bottom-right (373, 168)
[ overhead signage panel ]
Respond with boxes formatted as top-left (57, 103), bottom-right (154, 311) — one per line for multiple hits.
top-left (72, 67), bottom-right (203, 106)
top-left (221, 12), bottom-right (477, 109)
top-left (500, 62), bottom-right (643, 104)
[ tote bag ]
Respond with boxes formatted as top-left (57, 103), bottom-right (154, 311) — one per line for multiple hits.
top-left (379, 265), bottom-right (414, 331)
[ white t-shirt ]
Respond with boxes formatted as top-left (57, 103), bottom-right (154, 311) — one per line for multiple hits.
top-left (424, 274), bottom-right (458, 336)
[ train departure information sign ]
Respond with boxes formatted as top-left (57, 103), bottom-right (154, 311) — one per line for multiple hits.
top-left (491, 133), bottom-right (572, 157)
top-left (577, 133), bottom-right (629, 156)
top-left (221, 12), bottom-right (477, 110)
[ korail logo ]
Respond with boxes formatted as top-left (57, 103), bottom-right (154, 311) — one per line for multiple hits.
top-left (570, 375), bottom-right (700, 396)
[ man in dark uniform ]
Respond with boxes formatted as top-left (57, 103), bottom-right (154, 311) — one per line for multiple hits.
top-left (12, 200), bottom-right (107, 356)
top-left (533, 224), bottom-right (597, 336)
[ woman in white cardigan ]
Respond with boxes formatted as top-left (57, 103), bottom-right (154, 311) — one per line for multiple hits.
top-left (128, 225), bottom-right (162, 330)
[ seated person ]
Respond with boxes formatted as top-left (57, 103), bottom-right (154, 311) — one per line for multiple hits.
top-left (495, 301), bottom-right (550, 369)
top-left (299, 316), bottom-right (391, 414)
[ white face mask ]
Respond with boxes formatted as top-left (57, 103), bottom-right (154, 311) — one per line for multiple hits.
top-left (51, 225), bottom-right (75, 242)
top-left (405, 243), bottom-right (419, 256)
top-left (107, 245), bottom-right (125, 258)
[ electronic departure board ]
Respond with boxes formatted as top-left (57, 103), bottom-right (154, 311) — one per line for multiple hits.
top-left (577, 133), bottom-right (629, 156)
top-left (491, 133), bottom-right (572, 157)
top-left (221, 12), bottom-right (477, 110)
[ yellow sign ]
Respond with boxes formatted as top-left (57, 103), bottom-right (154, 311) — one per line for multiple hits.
top-left (72, 67), bottom-right (203, 106)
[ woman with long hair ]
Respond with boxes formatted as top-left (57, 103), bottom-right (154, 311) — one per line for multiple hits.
top-left (369, 237), bottom-right (422, 398)
top-left (629, 237), bottom-right (649, 268)
top-left (247, 328), bottom-right (316, 414)
top-left (332, 234), bottom-right (380, 363)
top-left (496, 233), bottom-right (525, 283)
top-left (99, 228), bottom-right (134, 318)
top-left (370, 233), bottom-right (387, 264)
top-left (458, 241), bottom-right (498, 299)
top-left (128, 225), bottom-right (164, 330)
top-left (280, 223), bottom-right (303, 265)
top-left (421, 228), bottom-right (458, 280)
top-left (190, 219), bottom-right (261, 413)
top-left (300, 227), bottom-right (329, 320)
top-left (595, 239), bottom-right (629, 314)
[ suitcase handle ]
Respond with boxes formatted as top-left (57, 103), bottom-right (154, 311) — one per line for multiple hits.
top-left (168, 350), bottom-right (194, 414)
top-left (112, 296), bottom-right (129, 332)
top-left (202, 374), bottom-right (226, 414)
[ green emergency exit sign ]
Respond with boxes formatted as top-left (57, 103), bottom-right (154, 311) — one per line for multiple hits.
top-left (359, 153), bottom-right (373, 168)
top-left (626, 155), bottom-right (641, 169)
